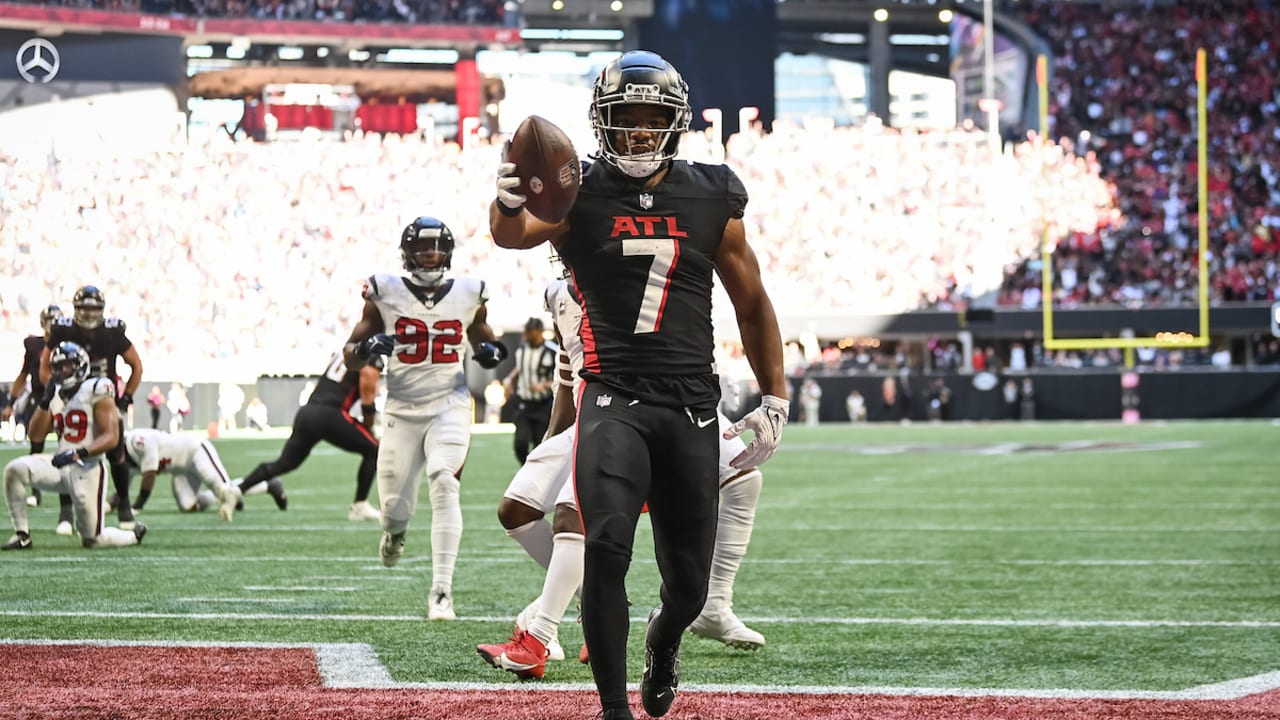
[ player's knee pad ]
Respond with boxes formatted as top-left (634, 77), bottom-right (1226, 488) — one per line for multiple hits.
top-left (720, 469), bottom-right (762, 521)
top-left (427, 471), bottom-right (460, 501)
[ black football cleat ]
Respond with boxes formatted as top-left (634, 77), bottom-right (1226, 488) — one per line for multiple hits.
top-left (132, 524), bottom-right (148, 545)
top-left (2, 532), bottom-right (32, 551)
top-left (267, 478), bottom-right (288, 510)
top-left (640, 607), bottom-right (680, 718)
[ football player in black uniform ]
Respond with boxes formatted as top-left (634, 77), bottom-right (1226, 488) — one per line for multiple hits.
top-left (40, 286), bottom-right (145, 532)
top-left (490, 51), bottom-right (789, 720)
top-left (3, 305), bottom-right (61, 445)
top-left (235, 350), bottom-right (381, 518)
top-left (3, 305), bottom-right (62, 507)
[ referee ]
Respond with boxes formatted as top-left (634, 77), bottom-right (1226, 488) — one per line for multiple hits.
top-left (503, 317), bottom-right (558, 463)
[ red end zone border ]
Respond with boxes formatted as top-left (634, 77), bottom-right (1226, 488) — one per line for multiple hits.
top-left (0, 641), bottom-right (1276, 720)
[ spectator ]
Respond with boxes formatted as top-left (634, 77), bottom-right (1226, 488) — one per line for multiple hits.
top-left (800, 377), bottom-right (822, 427)
top-left (846, 389), bottom-right (867, 422)
top-left (245, 397), bottom-right (270, 430)
top-left (147, 385), bottom-right (165, 429)
top-left (167, 382), bottom-right (191, 432)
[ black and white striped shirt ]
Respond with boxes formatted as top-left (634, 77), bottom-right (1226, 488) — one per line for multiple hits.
top-left (514, 341), bottom-right (558, 402)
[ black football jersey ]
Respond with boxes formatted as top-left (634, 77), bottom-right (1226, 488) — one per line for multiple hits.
top-left (20, 335), bottom-right (46, 397)
top-left (307, 351), bottom-right (364, 409)
top-left (47, 316), bottom-right (133, 383)
top-left (559, 160), bottom-right (747, 406)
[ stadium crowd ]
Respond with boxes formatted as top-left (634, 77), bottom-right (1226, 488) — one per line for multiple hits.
top-left (993, 0), bottom-right (1280, 309)
top-left (19, 0), bottom-right (505, 24)
top-left (0, 125), bottom-right (1109, 380)
top-left (2, 0), bottom-right (1277, 380)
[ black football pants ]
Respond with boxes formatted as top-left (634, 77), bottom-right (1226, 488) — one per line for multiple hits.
top-left (512, 398), bottom-right (552, 464)
top-left (241, 404), bottom-right (378, 500)
top-left (573, 382), bottom-right (719, 713)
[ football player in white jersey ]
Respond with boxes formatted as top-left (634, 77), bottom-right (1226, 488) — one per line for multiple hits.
top-left (3, 342), bottom-right (146, 550)
top-left (343, 216), bottom-right (508, 621)
top-left (122, 428), bottom-right (242, 522)
top-left (478, 270), bottom-right (766, 680)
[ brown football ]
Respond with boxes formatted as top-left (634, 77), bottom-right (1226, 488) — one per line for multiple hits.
top-left (506, 115), bottom-right (581, 223)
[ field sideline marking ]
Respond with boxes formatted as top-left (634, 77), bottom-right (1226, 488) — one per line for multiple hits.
top-left (4, 555), bottom-right (1274, 566)
top-left (26, 523), bottom-right (1271, 533)
top-left (2, 609), bottom-right (1276, 628)
top-left (1, 638), bottom-right (1276, 700)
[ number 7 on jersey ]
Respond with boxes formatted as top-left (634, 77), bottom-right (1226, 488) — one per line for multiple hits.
top-left (622, 238), bottom-right (679, 334)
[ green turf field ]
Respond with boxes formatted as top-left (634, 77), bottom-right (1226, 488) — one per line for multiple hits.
top-left (1, 421), bottom-right (1277, 692)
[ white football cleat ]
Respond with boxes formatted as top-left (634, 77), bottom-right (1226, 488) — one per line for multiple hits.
top-left (427, 588), bottom-right (456, 621)
top-left (689, 602), bottom-right (765, 650)
top-left (379, 531), bottom-right (405, 567)
top-left (347, 501), bottom-right (381, 521)
top-left (55, 520), bottom-right (74, 536)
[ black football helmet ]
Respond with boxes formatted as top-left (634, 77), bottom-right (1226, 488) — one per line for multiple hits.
top-left (400, 217), bottom-right (455, 286)
top-left (589, 50), bottom-right (691, 178)
top-left (72, 285), bottom-right (106, 329)
top-left (39, 304), bottom-right (63, 334)
top-left (50, 341), bottom-right (91, 399)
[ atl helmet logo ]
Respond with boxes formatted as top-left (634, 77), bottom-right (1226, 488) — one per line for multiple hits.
top-left (16, 38), bottom-right (59, 83)
top-left (622, 83), bottom-right (661, 102)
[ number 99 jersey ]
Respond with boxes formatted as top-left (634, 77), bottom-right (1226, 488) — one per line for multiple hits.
top-left (361, 275), bottom-right (489, 408)
top-left (49, 377), bottom-right (115, 453)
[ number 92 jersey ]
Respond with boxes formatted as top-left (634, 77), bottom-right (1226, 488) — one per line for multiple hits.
top-left (362, 275), bottom-right (489, 407)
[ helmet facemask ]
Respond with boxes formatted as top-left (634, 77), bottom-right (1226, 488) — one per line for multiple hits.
top-left (72, 286), bottom-right (106, 330)
top-left (590, 51), bottom-right (691, 179)
top-left (39, 305), bottom-right (62, 334)
top-left (401, 218), bottom-right (455, 288)
top-left (50, 342), bottom-right (91, 399)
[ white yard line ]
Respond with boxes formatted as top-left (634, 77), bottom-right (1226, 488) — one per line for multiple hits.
top-left (241, 586), bottom-right (358, 592)
top-left (1, 609), bottom-right (1275, 628)
top-left (4, 555), bottom-right (1272, 566)
top-left (2, 638), bottom-right (1276, 700)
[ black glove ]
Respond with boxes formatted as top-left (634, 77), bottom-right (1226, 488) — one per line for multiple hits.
top-left (116, 392), bottom-right (133, 412)
top-left (356, 333), bottom-right (395, 360)
top-left (473, 341), bottom-right (509, 370)
top-left (51, 447), bottom-right (89, 468)
top-left (37, 381), bottom-right (57, 411)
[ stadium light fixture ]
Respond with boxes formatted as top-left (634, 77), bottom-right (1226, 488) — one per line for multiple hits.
top-left (873, 8), bottom-right (889, 22)
top-left (186, 44), bottom-right (214, 58)
top-left (277, 46), bottom-right (305, 61)
top-left (610, 0), bottom-right (623, 10)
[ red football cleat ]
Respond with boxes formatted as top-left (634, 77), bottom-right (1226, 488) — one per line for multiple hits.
top-left (477, 630), bottom-right (550, 680)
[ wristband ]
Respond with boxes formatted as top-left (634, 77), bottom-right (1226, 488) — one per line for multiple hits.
top-left (496, 200), bottom-right (524, 217)
top-left (361, 403), bottom-right (377, 418)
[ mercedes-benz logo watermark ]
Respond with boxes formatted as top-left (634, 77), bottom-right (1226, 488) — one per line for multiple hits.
top-left (16, 38), bottom-right (60, 83)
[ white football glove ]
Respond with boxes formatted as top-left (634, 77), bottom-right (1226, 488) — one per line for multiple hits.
top-left (496, 161), bottom-right (526, 211)
top-left (724, 394), bottom-right (790, 469)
